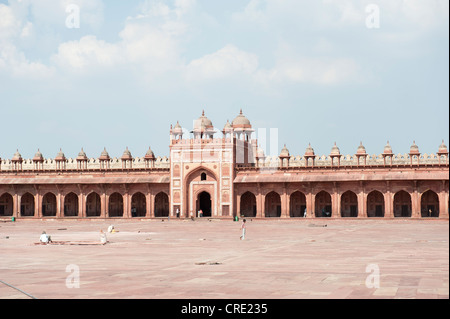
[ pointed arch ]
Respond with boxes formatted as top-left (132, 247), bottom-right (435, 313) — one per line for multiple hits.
top-left (265, 191), bottom-right (281, 217)
top-left (315, 191), bottom-right (332, 217)
top-left (421, 190), bottom-right (439, 217)
top-left (290, 191), bottom-right (306, 217)
top-left (21, 192), bottom-right (35, 217)
top-left (367, 190), bottom-right (385, 217)
top-left (241, 191), bottom-right (257, 217)
top-left (155, 192), bottom-right (169, 217)
top-left (341, 190), bottom-right (358, 217)
top-left (64, 192), bottom-right (79, 217)
top-left (42, 193), bottom-right (57, 217)
top-left (0, 193), bottom-right (13, 216)
top-left (109, 192), bottom-right (124, 217)
top-left (394, 190), bottom-right (412, 217)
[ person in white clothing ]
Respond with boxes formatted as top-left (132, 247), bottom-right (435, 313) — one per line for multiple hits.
top-left (39, 231), bottom-right (52, 244)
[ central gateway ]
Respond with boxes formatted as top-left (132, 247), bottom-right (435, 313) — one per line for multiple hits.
top-left (169, 110), bottom-right (255, 218)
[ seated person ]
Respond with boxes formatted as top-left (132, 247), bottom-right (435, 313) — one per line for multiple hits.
top-left (39, 231), bottom-right (52, 244)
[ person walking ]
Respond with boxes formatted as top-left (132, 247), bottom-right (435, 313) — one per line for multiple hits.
top-left (240, 219), bottom-right (247, 240)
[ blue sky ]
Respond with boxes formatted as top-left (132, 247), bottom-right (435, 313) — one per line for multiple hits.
top-left (0, 0), bottom-right (448, 159)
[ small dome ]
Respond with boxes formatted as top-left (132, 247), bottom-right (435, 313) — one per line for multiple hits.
top-left (33, 149), bottom-right (44, 161)
top-left (383, 141), bottom-right (393, 155)
top-left (280, 144), bottom-right (290, 157)
top-left (121, 147), bottom-right (132, 160)
top-left (55, 148), bottom-right (66, 160)
top-left (438, 140), bottom-right (448, 154)
top-left (99, 147), bottom-right (110, 160)
top-left (256, 145), bottom-right (265, 158)
top-left (12, 149), bottom-right (22, 161)
top-left (145, 146), bottom-right (155, 159)
top-left (77, 148), bottom-right (88, 160)
top-left (223, 120), bottom-right (233, 132)
top-left (173, 121), bottom-right (183, 134)
top-left (330, 142), bottom-right (341, 156)
top-left (409, 141), bottom-right (420, 154)
top-left (304, 143), bottom-right (315, 156)
top-left (356, 141), bottom-right (367, 155)
top-left (232, 109), bottom-right (251, 128)
top-left (193, 110), bottom-right (213, 131)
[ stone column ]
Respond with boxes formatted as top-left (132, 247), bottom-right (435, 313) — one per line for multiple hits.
top-left (438, 189), bottom-right (448, 219)
top-left (306, 191), bottom-right (313, 218)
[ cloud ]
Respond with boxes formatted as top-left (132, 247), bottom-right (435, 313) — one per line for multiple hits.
top-left (186, 44), bottom-right (259, 80)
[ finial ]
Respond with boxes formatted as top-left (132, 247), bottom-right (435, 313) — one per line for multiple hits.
top-left (202, 110), bottom-right (205, 116)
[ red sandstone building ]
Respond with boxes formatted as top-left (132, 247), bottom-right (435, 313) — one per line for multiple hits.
top-left (0, 111), bottom-right (449, 219)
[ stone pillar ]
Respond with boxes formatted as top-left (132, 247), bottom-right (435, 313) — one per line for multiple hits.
top-left (36, 192), bottom-right (42, 218)
top-left (358, 192), bottom-right (366, 218)
top-left (236, 193), bottom-right (241, 218)
top-left (124, 193), bottom-right (130, 218)
top-left (306, 191), bottom-right (314, 218)
top-left (146, 192), bottom-right (151, 218)
top-left (281, 190), bottom-right (289, 218)
top-left (384, 191), bottom-right (393, 218)
top-left (13, 194), bottom-right (19, 218)
top-left (79, 193), bottom-right (84, 218)
top-left (439, 190), bottom-right (448, 219)
top-left (332, 189), bottom-right (340, 218)
top-left (57, 193), bottom-right (63, 218)
top-left (101, 193), bottom-right (107, 218)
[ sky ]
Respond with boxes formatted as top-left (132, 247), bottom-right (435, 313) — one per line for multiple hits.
top-left (0, 0), bottom-right (448, 160)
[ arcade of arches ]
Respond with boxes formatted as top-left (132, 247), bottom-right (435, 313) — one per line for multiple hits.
top-left (234, 185), bottom-right (448, 219)
top-left (0, 186), bottom-right (448, 219)
top-left (0, 189), bottom-right (170, 218)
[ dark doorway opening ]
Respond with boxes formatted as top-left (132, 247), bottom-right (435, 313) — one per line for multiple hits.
top-left (198, 192), bottom-right (212, 217)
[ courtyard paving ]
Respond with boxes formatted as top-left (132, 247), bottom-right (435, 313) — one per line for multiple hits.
top-left (0, 218), bottom-right (448, 299)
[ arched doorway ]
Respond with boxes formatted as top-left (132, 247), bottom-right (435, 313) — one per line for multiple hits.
top-left (240, 191), bottom-right (256, 217)
top-left (197, 191), bottom-right (212, 217)
top-left (86, 192), bottom-right (101, 217)
top-left (341, 191), bottom-right (358, 217)
top-left (367, 190), bottom-right (385, 217)
top-left (109, 193), bottom-right (123, 217)
top-left (0, 193), bottom-right (13, 217)
top-left (131, 192), bottom-right (146, 217)
top-left (394, 190), bottom-right (412, 217)
top-left (265, 191), bottom-right (281, 217)
top-left (421, 190), bottom-right (439, 217)
top-left (155, 192), bottom-right (169, 217)
top-left (21, 193), bottom-right (35, 217)
top-left (315, 191), bottom-right (332, 217)
top-left (290, 191), bottom-right (306, 217)
top-left (64, 192), bottom-right (79, 217)
top-left (42, 193), bottom-right (57, 217)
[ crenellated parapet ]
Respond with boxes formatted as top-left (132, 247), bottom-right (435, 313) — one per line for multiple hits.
top-left (0, 148), bottom-right (170, 173)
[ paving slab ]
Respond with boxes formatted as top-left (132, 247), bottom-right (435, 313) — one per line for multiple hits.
top-left (0, 219), bottom-right (448, 299)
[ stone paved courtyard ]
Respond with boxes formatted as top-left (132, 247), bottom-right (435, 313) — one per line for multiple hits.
top-left (0, 218), bottom-right (448, 299)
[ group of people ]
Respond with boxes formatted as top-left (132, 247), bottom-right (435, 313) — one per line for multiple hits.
top-left (39, 225), bottom-right (118, 245)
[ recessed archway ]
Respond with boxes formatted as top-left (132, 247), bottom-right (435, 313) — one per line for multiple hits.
top-left (64, 192), bottom-right (79, 217)
top-left (21, 193), bottom-right (35, 217)
top-left (197, 191), bottom-right (212, 217)
top-left (241, 191), bottom-right (257, 217)
top-left (290, 191), bottom-right (306, 217)
top-left (367, 190), bottom-right (385, 217)
top-left (315, 191), bottom-right (332, 217)
top-left (131, 192), bottom-right (146, 217)
top-left (42, 193), bottom-right (57, 217)
top-left (421, 190), bottom-right (439, 217)
top-left (394, 190), bottom-right (412, 217)
top-left (341, 191), bottom-right (358, 217)
top-left (109, 193), bottom-right (124, 217)
top-left (265, 191), bottom-right (281, 217)
top-left (86, 192), bottom-right (101, 217)
top-left (155, 192), bottom-right (169, 217)
top-left (0, 193), bottom-right (13, 217)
